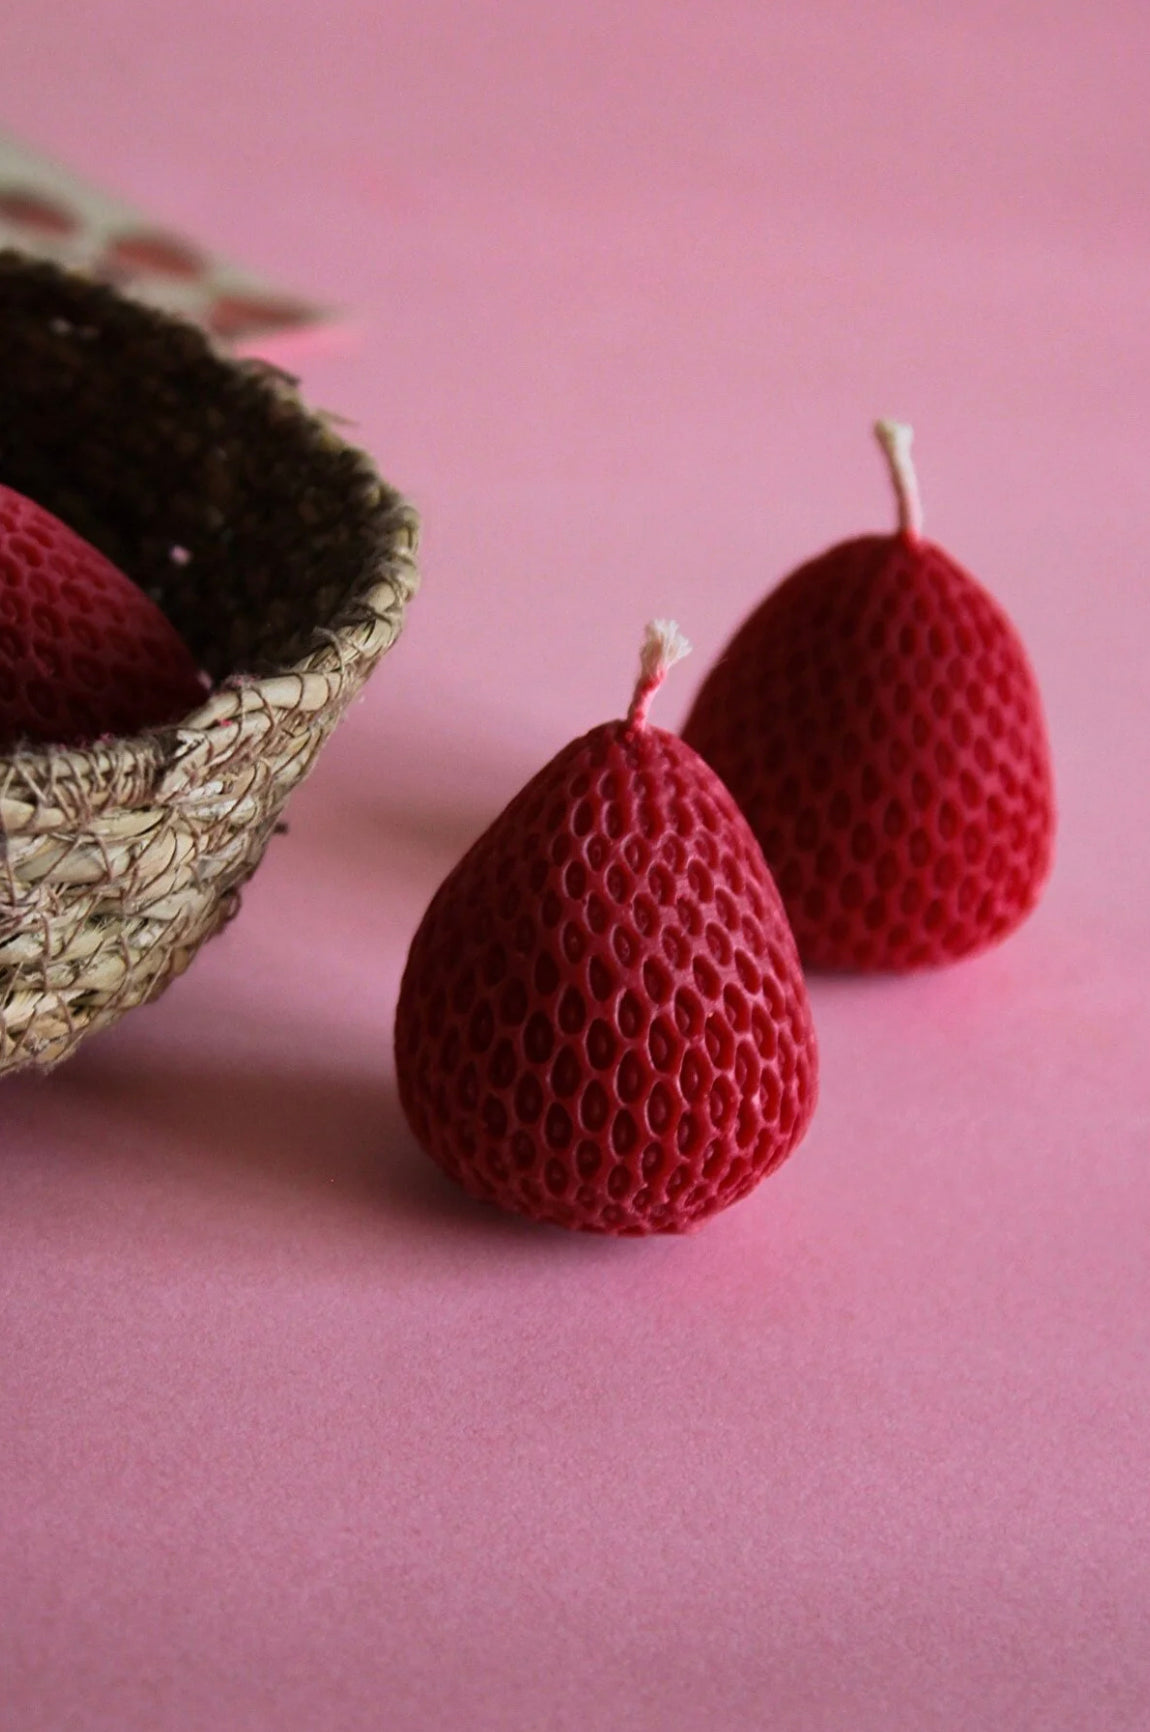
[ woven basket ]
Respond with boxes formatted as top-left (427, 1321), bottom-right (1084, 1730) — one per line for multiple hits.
top-left (0, 251), bottom-right (419, 1073)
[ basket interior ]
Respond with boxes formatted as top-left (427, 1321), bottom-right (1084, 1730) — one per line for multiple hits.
top-left (0, 251), bottom-right (397, 682)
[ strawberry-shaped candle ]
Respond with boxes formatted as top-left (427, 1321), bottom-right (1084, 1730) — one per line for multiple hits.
top-left (682, 423), bottom-right (1055, 970)
top-left (395, 622), bottom-right (818, 1234)
top-left (0, 482), bottom-right (206, 747)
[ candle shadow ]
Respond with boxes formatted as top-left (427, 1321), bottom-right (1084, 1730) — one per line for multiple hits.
top-left (310, 787), bottom-right (499, 869)
top-left (279, 706), bottom-right (544, 881)
top-left (11, 1036), bottom-right (548, 1246)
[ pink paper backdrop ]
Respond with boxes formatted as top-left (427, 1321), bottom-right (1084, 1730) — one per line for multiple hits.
top-left (3, 4), bottom-right (1149, 1728)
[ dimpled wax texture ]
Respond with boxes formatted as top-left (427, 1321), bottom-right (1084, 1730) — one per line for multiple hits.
top-left (683, 535), bottom-right (1055, 970)
top-left (395, 719), bottom-right (818, 1234)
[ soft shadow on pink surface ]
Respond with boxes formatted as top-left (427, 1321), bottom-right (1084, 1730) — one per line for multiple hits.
top-left (17, 1044), bottom-right (549, 1247)
top-left (41, 1052), bottom-right (430, 1206)
top-left (282, 786), bottom-right (498, 889)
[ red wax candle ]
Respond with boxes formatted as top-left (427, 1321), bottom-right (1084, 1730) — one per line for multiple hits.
top-left (395, 622), bottom-right (818, 1235)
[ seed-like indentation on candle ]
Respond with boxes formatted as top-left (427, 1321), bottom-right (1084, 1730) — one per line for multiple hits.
top-left (515, 1073), bottom-right (543, 1123)
top-left (488, 1040), bottom-right (516, 1089)
top-left (550, 1046), bottom-right (582, 1098)
top-left (582, 1022), bottom-right (615, 1075)
top-left (557, 986), bottom-right (586, 1035)
top-left (523, 1011), bottom-right (553, 1066)
top-left (580, 1080), bottom-right (610, 1133)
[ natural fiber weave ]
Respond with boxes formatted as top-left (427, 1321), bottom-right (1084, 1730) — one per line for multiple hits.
top-left (0, 251), bottom-right (419, 1073)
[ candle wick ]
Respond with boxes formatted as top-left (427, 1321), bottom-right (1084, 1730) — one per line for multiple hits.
top-left (874, 418), bottom-right (923, 541)
top-left (627, 619), bottom-right (692, 730)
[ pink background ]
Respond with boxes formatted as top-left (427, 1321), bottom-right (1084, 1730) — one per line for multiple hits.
top-left (3, 4), bottom-right (1149, 1727)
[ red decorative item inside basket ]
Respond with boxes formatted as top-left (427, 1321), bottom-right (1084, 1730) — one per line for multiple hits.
top-left (0, 483), bottom-right (207, 749)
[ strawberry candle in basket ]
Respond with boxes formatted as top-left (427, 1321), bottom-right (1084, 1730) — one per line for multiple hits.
top-left (395, 621), bottom-right (819, 1236)
top-left (0, 481), bottom-right (207, 748)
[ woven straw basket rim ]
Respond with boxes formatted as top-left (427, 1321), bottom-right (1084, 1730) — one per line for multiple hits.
top-left (0, 249), bottom-right (419, 1071)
